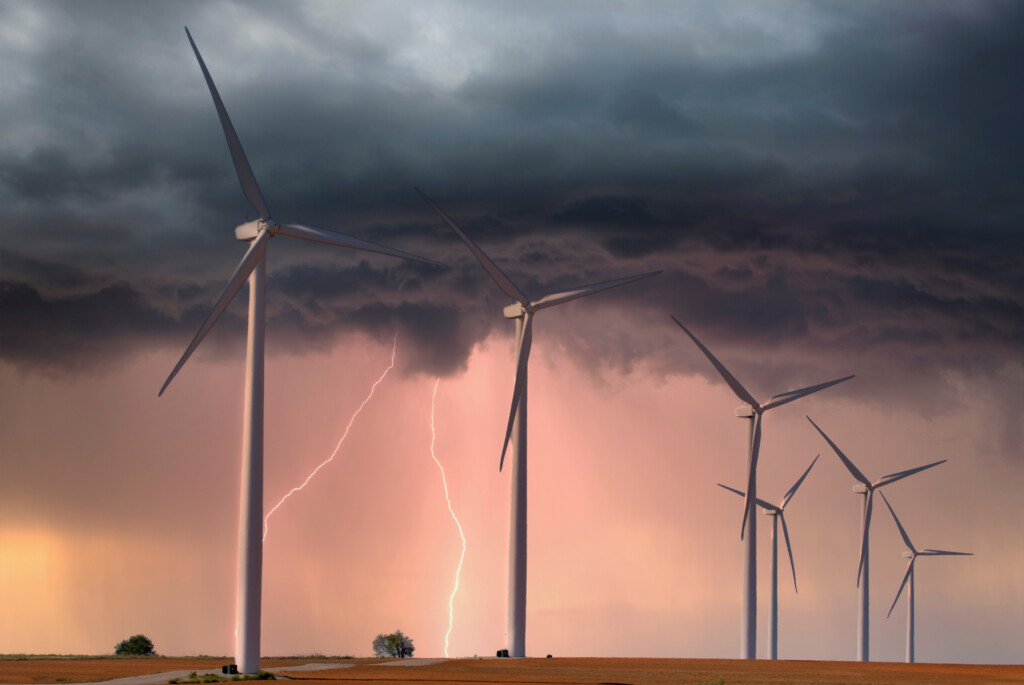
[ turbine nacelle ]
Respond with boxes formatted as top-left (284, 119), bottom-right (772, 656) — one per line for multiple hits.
top-left (735, 404), bottom-right (755, 418)
top-left (852, 483), bottom-right (869, 494)
top-left (504, 302), bottom-right (527, 319)
top-left (235, 218), bottom-right (276, 241)
top-left (902, 550), bottom-right (915, 559)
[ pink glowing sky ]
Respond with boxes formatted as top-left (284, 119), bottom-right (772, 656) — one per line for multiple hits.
top-left (1, 329), bottom-right (1020, 662)
top-left (1, 0), bottom-right (1023, 665)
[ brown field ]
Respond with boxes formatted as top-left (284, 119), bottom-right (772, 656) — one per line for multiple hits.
top-left (1, 657), bottom-right (1023, 685)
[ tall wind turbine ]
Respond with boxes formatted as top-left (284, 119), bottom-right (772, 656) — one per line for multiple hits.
top-left (417, 188), bottom-right (660, 657)
top-left (162, 28), bottom-right (442, 674)
top-left (806, 416), bottom-right (945, 662)
top-left (880, 492), bottom-right (971, 664)
top-left (718, 454), bottom-right (818, 660)
top-left (671, 317), bottom-right (852, 659)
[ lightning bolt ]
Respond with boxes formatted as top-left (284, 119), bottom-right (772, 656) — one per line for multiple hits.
top-left (263, 335), bottom-right (398, 542)
top-left (429, 378), bottom-right (466, 658)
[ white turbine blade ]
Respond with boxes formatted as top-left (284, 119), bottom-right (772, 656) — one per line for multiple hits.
top-left (857, 489), bottom-right (873, 587)
top-left (761, 375), bottom-right (855, 412)
top-left (670, 316), bottom-right (759, 410)
top-left (781, 454), bottom-right (819, 510)
top-left (277, 223), bottom-right (445, 267)
top-left (887, 559), bottom-right (915, 619)
top-left (780, 514), bottom-right (798, 593)
top-left (875, 459), bottom-right (947, 488)
top-left (717, 483), bottom-right (775, 511)
top-left (921, 549), bottom-right (973, 556)
top-left (806, 415), bottom-right (872, 487)
top-left (159, 230), bottom-right (270, 396)
top-left (740, 412), bottom-right (762, 539)
top-left (415, 188), bottom-right (528, 305)
top-left (532, 270), bottom-right (662, 311)
top-left (185, 27), bottom-right (270, 220)
top-left (879, 490), bottom-right (917, 554)
top-left (499, 312), bottom-right (533, 471)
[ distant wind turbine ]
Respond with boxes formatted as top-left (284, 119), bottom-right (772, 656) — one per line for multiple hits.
top-left (161, 27), bottom-right (442, 674)
top-left (806, 416), bottom-right (945, 662)
top-left (879, 491), bottom-right (972, 664)
top-left (417, 188), bottom-right (660, 657)
top-left (719, 454), bottom-right (818, 660)
top-left (671, 317), bottom-right (852, 659)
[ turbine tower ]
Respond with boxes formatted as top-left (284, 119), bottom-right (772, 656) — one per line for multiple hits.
top-left (671, 317), bottom-right (852, 659)
top-left (880, 492), bottom-right (972, 664)
top-left (417, 188), bottom-right (659, 657)
top-left (806, 416), bottom-right (945, 662)
top-left (162, 28), bottom-right (441, 674)
top-left (718, 454), bottom-right (818, 660)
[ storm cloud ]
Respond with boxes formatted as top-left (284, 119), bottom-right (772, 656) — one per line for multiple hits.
top-left (1, 0), bottom-right (1022, 407)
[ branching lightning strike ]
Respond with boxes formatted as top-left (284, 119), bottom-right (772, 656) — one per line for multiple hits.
top-left (429, 378), bottom-right (467, 658)
top-left (263, 335), bottom-right (398, 541)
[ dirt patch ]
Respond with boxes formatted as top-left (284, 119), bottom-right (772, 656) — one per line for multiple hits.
top-left (3, 657), bottom-right (1022, 685)
top-left (0, 659), bottom-right (368, 685)
top-left (278, 657), bottom-right (1024, 685)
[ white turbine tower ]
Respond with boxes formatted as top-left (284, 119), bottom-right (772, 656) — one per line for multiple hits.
top-left (718, 454), bottom-right (818, 660)
top-left (417, 188), bottom-right (660, 657)
top-left (805, 416), bottom-right (945, 662)
top-left (161, 28), bottom-right (442, 674)
top-left (880, 491), bottom-right (972, 664)
top-left (671, 317), bottom-right (852, 659)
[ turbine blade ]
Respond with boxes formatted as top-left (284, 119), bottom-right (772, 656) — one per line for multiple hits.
top-left (780, 514), bottom-right (798, 593)
top-left (499, 312), bottom-right (533, 471)
top-left (159, 230), bottom-right (270, 396)
top-left (415, 188), bottom-right (528, 305)
top-left (670, 316), bottom-right (759, 410)
top-left (875, 459), bottom-right (947, 488)
top-left (879, 490), bottom-right (917, 554)
top-left (761, 375), bottom-right (855, 411)
top-left (887, 559), bottom-right (915, 619)
top-left (532, 271), bottom-right (662, 310)
top-left (718, 483), bottom-right (746, 498)
top-left (921, 549), bottom-right (973, 556)
top-left (806, 416), bottom-right (872, 487)
top-left (740, 412), bottom-right (762, 539)
top-left (857, 489), bottom-right (873, 587)
top-left (717, 484), bottom-right (775, 511)
top-left (185, 27), bottom-right (270, 220)
top-left (277, 223), bottom-right (445, 267)
top-left (781, 454), bottom-right (819, 509)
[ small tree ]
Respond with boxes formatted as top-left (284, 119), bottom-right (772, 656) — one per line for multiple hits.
top-left (115, 634), bottom-right (156, 656)
top-left (372, 630), bottom-right (414, 658)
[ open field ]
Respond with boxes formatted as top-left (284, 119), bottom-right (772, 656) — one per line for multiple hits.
top-left (2, 657), bottom-right (1024, 685)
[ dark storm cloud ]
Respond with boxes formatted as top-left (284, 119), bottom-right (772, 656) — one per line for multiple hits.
top-left (2, 0), bottom-right (1022, 417)
top-left (0, 281), bottom-right (181, 371)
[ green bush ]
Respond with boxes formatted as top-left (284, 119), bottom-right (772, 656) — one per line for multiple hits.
top-left (114, 635), bottom-right (156, 656)
top-left (372, 630), bottom-right (414, 658)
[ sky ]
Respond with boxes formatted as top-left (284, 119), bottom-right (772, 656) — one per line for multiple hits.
top-left (1, 0), bottom-right (1022, 664)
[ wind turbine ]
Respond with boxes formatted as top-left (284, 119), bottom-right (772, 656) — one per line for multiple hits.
top-left (417, 188), bottom-right (660, 657)
top-left (880, 491), bottom-right (971, 664)
top-left (671, 317), bottom-right (852, 659)
top-left (806, 416), bottom-right (946, 662)
top-left (162, 28), bottom-right (442, 674)
top-left (718, 454), bottom-right (818, 660)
